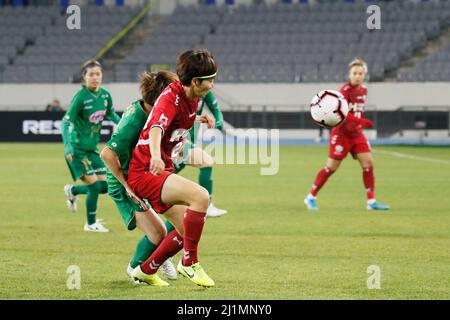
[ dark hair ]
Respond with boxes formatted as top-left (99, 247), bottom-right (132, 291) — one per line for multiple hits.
top-left (81, 59), bottom-right (102, 78)
top-left (176, 49), bottom-right (217, 86)
top-left (139, 70), bottom-right (178, 106)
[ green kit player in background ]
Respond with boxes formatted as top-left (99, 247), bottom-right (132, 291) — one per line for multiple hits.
top-left (62, 60), bottom-right (121, 233)
top-left (100, 71), bottom-right (179, 285)
top-left (174, 91), bottom-right (228, 218)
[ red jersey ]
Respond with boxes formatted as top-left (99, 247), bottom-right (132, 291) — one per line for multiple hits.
top-left (129, 81), bottom-right (199, 173)
top-left (332, 82), bottom-right (368, 138)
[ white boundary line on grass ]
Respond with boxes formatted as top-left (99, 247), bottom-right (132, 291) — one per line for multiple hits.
top-left (373, 149), bottom-right (450, 165)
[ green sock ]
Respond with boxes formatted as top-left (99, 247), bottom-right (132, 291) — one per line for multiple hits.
top-left (72, 185), bottom-right (88, 195)
top-left (86, 183), bottom-right (99, 225)
top-left (130, 220), bottom-right (175, 268)
top-left (199, 167), bottom-right (213, 196)
top-left (97, 180), bottom-right (108, 194)
top-left (130, 236), bottom-right (158, 268)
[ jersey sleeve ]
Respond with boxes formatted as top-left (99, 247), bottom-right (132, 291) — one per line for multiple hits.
top-left (105, 105), bottom-right (137, 158)
top-left (61, 93), bottom-right (83, 155)
top-left (203, 92), bottom-right (224, 129)
top-left (148, 95), bottom-right (177, 136)
top-left (105, 93), bottom-right (121, 125)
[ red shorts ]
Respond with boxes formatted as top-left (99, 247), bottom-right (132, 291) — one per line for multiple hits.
top-left (328, 132), bottom-right (371, 160)
top-left (127, 170), bottom-right (173, 214)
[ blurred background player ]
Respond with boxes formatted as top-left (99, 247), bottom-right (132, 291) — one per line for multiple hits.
top-left (304, 59), bottom-right (390, 211)
top-left (174, 90), bottom-right (228, 218)
top-left (101, 71), bottom-right (179, 285)
top-left (127, 49), bottom-right (217, 287)
top-left (61, 60), bottom-right (121, 232)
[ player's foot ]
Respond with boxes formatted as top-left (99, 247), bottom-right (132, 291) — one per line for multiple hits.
top-left (304, 195), bottom-right (319, 211)
top-left (84, 221), bottom-right (109, 233)
top-left (207, 203), bottom-right (227, 218)
top-left (177, 261), bottom-right (215, 288)
top-left (131, 265), bottom-right (170, 287)
top-left (367, 201), bottom-right (390, 211)
top-left (64, 184), bottom-right (77, 212)
top-left (160, 257), bottom-right (177, 280)
top-left (127, 263), bottom-right (144, 284)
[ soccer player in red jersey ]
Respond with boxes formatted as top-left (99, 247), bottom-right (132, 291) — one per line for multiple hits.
top-left (304, 59), bottom-right (390, 211)
top-left (127, 49), bottom-right (217, 287)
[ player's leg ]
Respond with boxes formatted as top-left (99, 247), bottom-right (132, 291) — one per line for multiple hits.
top-left (64, 155), bottom-right (89, 212)
top-left (133, 210), bottom-right (178, 281)
top-left (304, 158), bottom-right (341, 210)
top-left (187, 147), bottom-right (227, 217)
top-left (80, 174), bottom-right (108, 232)
top-left (131, 205), bottom-right (186, 286)
top-left (355, 151), bottom-right (390, 210)
top-left (132, 173), bottom-right (214, 287)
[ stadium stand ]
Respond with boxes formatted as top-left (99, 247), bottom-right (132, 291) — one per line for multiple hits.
top-left (0, 4), bottom-right (142, 83)
top-left (112, 0), bottom-right (450, 83)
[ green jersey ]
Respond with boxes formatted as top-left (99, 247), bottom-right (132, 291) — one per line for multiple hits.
top-left (189, 91), bottom-right (224, 143)
top-left (62, 86), bottom-right (121, 154)
top-left (105, 100), bottom-right (147, 177)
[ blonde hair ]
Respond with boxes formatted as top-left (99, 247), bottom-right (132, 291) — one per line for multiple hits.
top-left (348, 58), bottom-right (368, 74)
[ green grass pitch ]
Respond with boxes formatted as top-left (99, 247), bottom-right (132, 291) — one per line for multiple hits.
top-left (0, 143), bottom-right (449, 299)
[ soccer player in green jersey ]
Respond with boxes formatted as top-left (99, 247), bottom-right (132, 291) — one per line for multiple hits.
top-left (173, 91), bottom-right (228, 218)
top-left (61, 60), bottom-right (121, 233)
top-left (100, 71), bottom-right (179, 285)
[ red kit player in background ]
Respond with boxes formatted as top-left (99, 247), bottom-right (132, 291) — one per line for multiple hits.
top-left (304, 59), bottom-right (390, 211)
top-left (127, 49), bottom-right (217, 287)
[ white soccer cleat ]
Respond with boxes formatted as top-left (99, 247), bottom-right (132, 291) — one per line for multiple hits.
top-left (84, 221), bottom-right (109, 233)
top-left (127, 263), bottom-right (144, 284)
top-left (64, 184), bottom-right (77, 212)
top-left (159, 257), bottom-right (177, 280)
top-left (207, 203), bottom-right (228, 218)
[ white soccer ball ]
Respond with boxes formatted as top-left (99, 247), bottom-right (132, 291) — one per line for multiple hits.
top-left (310, 90), bottom-right (349, 128)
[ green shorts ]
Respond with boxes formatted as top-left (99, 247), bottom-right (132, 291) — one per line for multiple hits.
top-left (173, 140), bottom-right (195, 173)
top-left (107, 175), bottom-right (145, 231)
top-left (66, 149), bottom-right (106, 181)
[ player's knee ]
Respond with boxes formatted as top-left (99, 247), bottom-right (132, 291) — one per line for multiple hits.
top-left (193, 187), bottom-right (210, 210)
top-left (152, 225), bottom-right (167, 244)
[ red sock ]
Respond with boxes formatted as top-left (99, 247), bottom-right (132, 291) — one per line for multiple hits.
top-left (140, 229), bottom-right (183, 274)
top-left (182, 209), bottom-right (206, 266)
top-left (363, 167), bottom-right (375, 200)
top-left (310, 167), bottom-right (334, 197)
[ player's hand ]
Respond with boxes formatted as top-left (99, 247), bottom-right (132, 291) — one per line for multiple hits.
top-left (360, 118), bottom-right (374, 128)
top-left (199, 114), bottom-right (215, 129)
top-left (125, 188), bottom-right (149, 211)
top-left (66, 154), bottom-right (73, 162)
top-left (150, 157), bottom-right (165, 176)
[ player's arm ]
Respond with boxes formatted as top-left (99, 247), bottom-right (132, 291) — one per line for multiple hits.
top-left (203, 91), bottom-right (224, 130)
top-left (61, 95), bottom-right (82, 161)
top-left (345, 112), bottom-right (373, 128)
top-left (100, 146), bottom-right (148, 210)
top-left (105, 94), bottom-right (121, 125)
top-left (195, 114), bottom-right (215, 128)
top-left (148, 127), bottom-right (165, 175)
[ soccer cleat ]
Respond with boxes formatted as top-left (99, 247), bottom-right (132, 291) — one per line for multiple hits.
top-left (367, 201), bottom-right (390, 211)
top-left (127, 263), bottom-right (144, 284)
top-left (304, 196), bottom-right (319, 211)
top-left (159, 258), bottom-right (177, 280)
top-left (84, 221), bottom-right (109, 233)
top-left (64, 184), bottom-right (77, 212)
top-left (177, 261), bottom-right (215, 288)
top-left (131, 265), bottom-right (170, 287)
top-left (206, 203), bottom-right (227, 218)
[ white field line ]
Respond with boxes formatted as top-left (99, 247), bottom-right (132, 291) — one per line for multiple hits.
top-left (373, 149), bottom-right (450, 165)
